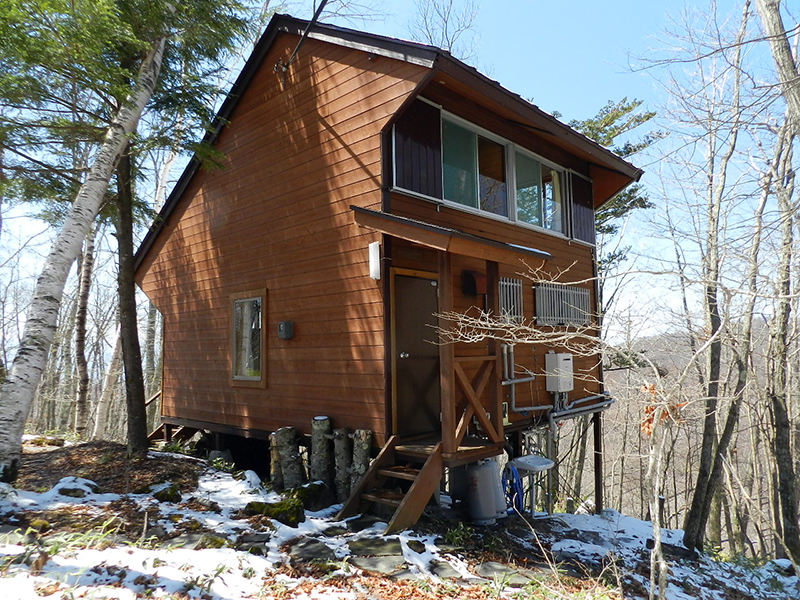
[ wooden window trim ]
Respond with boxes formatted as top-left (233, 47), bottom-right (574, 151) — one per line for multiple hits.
top-left (230, 288), bottom-right (267, 389)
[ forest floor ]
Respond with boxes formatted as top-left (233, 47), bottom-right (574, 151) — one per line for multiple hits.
top-left (0, 438), bottom-right (798, 599)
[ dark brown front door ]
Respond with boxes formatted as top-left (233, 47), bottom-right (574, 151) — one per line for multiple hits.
top-left (393, 272), bottom-right (440, 436)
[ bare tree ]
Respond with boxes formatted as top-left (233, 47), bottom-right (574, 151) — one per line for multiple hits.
top-left (755, 0), bottom-right (800, 130)
top-left (408, 0), bottom-right (479, 61)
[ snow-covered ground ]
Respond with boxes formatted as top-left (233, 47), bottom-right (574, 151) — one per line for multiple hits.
top-left (0, 448), bottom-right (798, 599)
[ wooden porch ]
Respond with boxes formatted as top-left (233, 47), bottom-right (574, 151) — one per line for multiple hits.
top-left (338, 251), bottom-right (508, 533)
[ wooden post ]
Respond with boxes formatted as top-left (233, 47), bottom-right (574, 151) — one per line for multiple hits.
top-left (270, 431), bottom-right (284, 490)
top-left (351, 429), bottom-right (373, 493)
top-left (274, 426), bottom-right (304, 489)
top-left (333, 427), bottom-right (352, 502)
top-left (438, 251), bottom-right (456, 454)
top-left (311, 416), bottom-right (334, 489)
top-left (485, 260), bottom-right (503, 441)
top-left (593, 411), bottom-right (604, 513)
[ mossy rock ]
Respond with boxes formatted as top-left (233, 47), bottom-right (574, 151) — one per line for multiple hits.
top-left (59, 487), bottom-right (88, 498)
top-left (153, 484), bottom-right (182, 503)
top-left (290, 481), bottom-right (334, 511)
top-left (244, 498), bottom-right (305, 527)
top-left (194, 533), bottom-right (229, 549)
top-left (28, 519), bottom-right (51, 533)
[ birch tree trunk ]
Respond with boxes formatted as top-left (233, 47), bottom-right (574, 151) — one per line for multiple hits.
top-left (142, 304), bottom-right (160, 398)
top-left (74, 227), bottom-right (96, 437)
top-left (0, 37), bottom-right (166, 482)
top-left (755, 0), bottom-right (800, 131)
top-left (93, 327), bottom-right (122, 440)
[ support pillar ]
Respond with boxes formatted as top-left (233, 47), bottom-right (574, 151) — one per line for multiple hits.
top-left (438, 251), bottom-right (456, 454)
top-left (594, 410), bottom-right (604, 513)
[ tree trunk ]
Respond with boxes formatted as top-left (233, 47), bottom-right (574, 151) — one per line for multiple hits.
top-left (333, 427), bottom-right (352, 502)
top-left (142, 303), bottom-right (160, 398)
top-left (646, 409), bottom-right (670, 600)
top-left (766, 153), bottom-right (800, 562)
top-left (0, 36), bottom-right (166, 482)
top-left (74, 227), bottom-right (96, 437)
top-left (310, 416), bottom-right (333, 489)
top-left (755, 0), bottom-right (800, 131)
top-left (270, 431), bottom-right (284, 491)
top-left (116, 149), bottom-right (148, 454)
top-left (93, 327), bottom-right (122, 439)
top-left (350, 429), bottom-right (372, 493)
top-left (274, 427), bottom-right (304, 489)
top-left (682, 3), bottom-right (749, 552)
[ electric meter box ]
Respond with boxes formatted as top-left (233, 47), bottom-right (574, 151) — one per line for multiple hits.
top-left (545, 353), bottom-right (574, 392)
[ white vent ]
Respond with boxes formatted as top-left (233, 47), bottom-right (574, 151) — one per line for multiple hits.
top-left (499, 277), bottom-right (524, 323)
top-left (534, 283), bottom-right (591, 326)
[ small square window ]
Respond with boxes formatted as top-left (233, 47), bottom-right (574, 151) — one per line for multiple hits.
top-left (499, 277), bottom-right (524, 324)
top-left (231, 291), bottom-right (265, 385)
top-left (534, 283), bottom-right (591, 326)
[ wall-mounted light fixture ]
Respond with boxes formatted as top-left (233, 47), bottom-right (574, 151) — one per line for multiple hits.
top-left (369, 241), bottom-right (381, 280)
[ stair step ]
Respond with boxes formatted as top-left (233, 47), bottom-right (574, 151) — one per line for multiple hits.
top-left (378, 466), bottom-right (420, 481)
top-left (362, 488), bottom-right (405, 507)
top-left (395, 447), bottom-right (433, 460)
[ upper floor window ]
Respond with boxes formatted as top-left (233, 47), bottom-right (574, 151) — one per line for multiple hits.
top-left (515, 151), bottom-right (563, 232)
top-left (443, 120), bottom-right (508, 217)
top-left (393, 100), bottom-right (571, 237)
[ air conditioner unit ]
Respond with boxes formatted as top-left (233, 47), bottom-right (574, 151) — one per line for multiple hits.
top-left (545, 353), bottom-right (573, 392)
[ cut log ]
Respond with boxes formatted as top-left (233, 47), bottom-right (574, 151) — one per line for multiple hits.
top-left (351, 429), bottom-right (372, 493)
top-left (311, 416), bottom-right (333, 488)
top-left (333, 427), bottom-right (352, 502)
top-left (270, 431), bottom-right (284, 491)
top-left (274, 427), bottom-right (304, 489)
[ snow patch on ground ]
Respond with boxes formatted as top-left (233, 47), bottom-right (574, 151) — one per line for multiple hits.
top-left (1, 452), bottom-right (799, 600)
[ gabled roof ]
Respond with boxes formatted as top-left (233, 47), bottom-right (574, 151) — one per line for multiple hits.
top-left (134, 14), bottom-right (642, 271)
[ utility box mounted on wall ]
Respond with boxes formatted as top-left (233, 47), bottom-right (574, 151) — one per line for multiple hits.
top-left (277, 321), bottom-right (294, 340)
top-left (545, 353), bottom-right (574, 392)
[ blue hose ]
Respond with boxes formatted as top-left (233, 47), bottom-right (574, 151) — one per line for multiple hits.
top-left (502, 465), bottom-right (524, 513)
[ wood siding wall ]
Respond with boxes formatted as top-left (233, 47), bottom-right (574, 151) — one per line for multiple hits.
top-left (389, 192), bottom-right (602, 425)
top-left (136, 35), bottom-right (428, 444)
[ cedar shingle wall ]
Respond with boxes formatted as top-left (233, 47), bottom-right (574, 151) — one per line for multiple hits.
top-left (136, 35), bottom-right (427, 442)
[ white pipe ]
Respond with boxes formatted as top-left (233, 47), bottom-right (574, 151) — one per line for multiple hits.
top-left (502, 344), bottom-right (553, 413)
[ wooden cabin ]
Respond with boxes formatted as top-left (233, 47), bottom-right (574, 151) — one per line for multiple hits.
top-left (134, 14), bottom-right (642, 531)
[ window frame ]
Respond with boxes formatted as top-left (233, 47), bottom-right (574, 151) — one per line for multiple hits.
top-left (533, 283), bottom-right (592, 327)
top-left (230, 288), bottom-right (267, 388)
top-left (392, 103), bottom-right (573, 239)
top-left (498, 277), bottom-right (524, 324)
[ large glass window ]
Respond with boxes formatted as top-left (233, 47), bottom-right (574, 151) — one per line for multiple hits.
top-left (479, 137), bottom-right (507, 216)
top-left (443, 120), bottom-right (509, 217)
top-left (394, 105), bottom-right (572, 235)
top-left (515, 151), bottom-right (563, 232)
top-left (442, 120), bottom-right (477, 208)
top-left (232, 295), bottom-right (262, 381)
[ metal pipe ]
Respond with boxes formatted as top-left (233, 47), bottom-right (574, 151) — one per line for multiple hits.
top-left (564, 392), bottom-right (611, 411)
top-left (550, 398), bottom-right (615, 421)
top-left (502, 344), bottom-right (553, 413)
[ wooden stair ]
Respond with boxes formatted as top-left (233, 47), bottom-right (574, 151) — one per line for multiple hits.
top-left (147, 424), bottom-right (198, 443)
top-left (337, 435), bottom-right (443, 534)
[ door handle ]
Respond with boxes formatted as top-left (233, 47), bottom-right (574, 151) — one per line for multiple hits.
top-left (399, 352), bottom-right (409, 359)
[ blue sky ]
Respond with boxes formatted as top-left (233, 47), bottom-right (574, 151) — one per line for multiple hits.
top-left (322, 0), bottom-right (688, 122)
